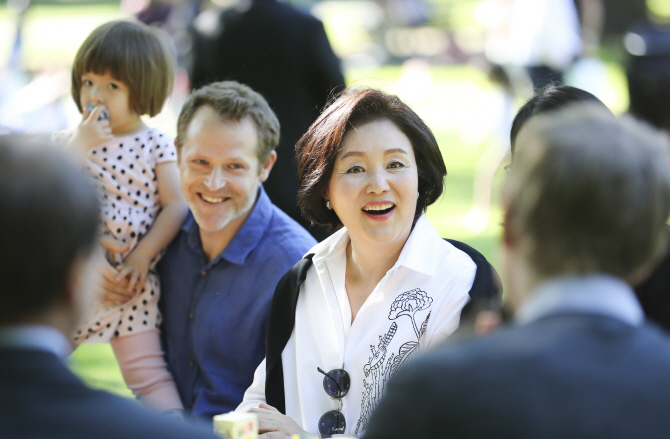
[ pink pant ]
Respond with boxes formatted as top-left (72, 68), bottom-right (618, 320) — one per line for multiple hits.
top-left (111, 329), bottom-right (183, 412)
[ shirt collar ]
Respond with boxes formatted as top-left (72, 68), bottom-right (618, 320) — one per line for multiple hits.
top-left (183, 185), bottom-right (273, 266)
top-left (0, 324), bottom-right (72, 358)
top-left (394, 214), bottom-right (438, 275)
top-left (515, 274), bottom-right (644, 326)
top-left (310, 214), bottom-right (437, 276)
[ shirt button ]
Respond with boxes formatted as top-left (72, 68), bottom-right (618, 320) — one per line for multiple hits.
top-left (189, 313), bottom-right (194, 320)
top-left (201, 270), bottom-right (206, 276)
top-left (189, 360), bottom-right (195, 366)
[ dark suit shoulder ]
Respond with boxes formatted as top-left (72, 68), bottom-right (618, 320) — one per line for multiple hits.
top-left (0, 349), bottom-right (217, 439)
top-left (365, 314), bottom-right (670, 439)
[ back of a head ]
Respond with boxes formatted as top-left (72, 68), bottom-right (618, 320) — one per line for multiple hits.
top-left (504, 105), bottom-right (670, 282)
top-left (510, 85), bottom-right (610, 158)
top-left (0, 136), bottom-right (99, 324)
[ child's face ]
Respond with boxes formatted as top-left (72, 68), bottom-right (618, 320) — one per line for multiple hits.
top-left (80, 71), bottom-right (139, 135)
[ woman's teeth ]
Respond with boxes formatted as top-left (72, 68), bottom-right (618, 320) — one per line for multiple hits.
top-left (363, 203), bottom-right (395, 214)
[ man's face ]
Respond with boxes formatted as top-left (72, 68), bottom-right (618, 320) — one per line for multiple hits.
top-left (178, 106), bottom-right (275, 234)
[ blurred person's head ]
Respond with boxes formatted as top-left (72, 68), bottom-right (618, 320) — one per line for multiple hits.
top-left (502, 105), bottom-right (670, 310)
top-left (510, 85), bottom-right (610, 159)
top-left (175, 81), bottom-right (278, 244)
top-left (626, 21), bottom-right (670, 133)
top-left (0, 135), bottom-right (101, 333)
top-left (71, 19), bottom-right (175, 120)
top-left (296, 87), bottom-right (446, 233)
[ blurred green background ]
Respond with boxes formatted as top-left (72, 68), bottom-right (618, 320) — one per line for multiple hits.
top-left (0, 0), bottom-right (634, 400)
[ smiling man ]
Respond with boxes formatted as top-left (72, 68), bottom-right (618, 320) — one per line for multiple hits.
top-left (157, 81), bottom-right (316, 419)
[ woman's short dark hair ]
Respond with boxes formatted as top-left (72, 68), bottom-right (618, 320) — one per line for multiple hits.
top-left (510, 85), bottom-right (610, 158)
top-left (71, 20), bottom-right (175, 117)
top-left (296, 87), bottom-right (446, 230)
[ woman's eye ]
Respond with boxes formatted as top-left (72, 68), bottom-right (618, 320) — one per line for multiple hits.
top-left (83, 79), bottom-right (92, 86)
top-left (193, 159), bottom-right (208, 166)
top-left (108, 83), bottom-right (118, 90)
top-left (346, 165), bottom-right (364, 174)
top-left (388, 161), bottom-right (405, 169)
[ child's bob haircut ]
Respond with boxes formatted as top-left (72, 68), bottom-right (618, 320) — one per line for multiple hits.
top-left (71, 20), bottom-right (175, 117)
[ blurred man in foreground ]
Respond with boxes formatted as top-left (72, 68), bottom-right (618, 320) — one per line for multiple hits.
top-left (0, 135), bottom-right (216, 439)
top-left (365, 106), bottom-right (670, 438)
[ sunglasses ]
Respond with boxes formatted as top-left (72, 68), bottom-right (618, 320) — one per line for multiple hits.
top-left (317, 366), bottom-right (351, 437)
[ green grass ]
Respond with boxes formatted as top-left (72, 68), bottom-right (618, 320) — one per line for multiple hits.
top-left (68, 344), bottom-right (132, 398)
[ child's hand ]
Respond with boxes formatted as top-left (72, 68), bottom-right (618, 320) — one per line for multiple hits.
top-left (73, 105), bottom-right (113, 150)
top-left (117, 247), bottom-right (152, 294)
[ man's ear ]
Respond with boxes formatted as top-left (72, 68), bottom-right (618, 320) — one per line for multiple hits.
top-left (259, 150), bottom-right (277, 183)
top-left (502, 206), bottom-right (515, 249)
top-left (62, 257), bottom-right (83, 310)
top-left (64, 247), bottom-right (102, 322)
top-left (174, 139), bottom-right (181, 164)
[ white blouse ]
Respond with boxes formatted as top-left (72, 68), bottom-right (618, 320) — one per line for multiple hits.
top-left (238, 215), bottom-right (475, 436)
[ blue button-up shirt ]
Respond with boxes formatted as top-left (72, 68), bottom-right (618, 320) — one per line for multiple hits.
top-left (158, 186), bottom-right (316, 419)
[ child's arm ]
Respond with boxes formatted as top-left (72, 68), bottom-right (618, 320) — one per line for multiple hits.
top-left (64, 105), bottom-right (113, 161)
top-left (118, 161), bottom-right (188, 293)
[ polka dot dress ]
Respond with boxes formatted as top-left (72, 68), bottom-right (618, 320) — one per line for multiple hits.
top-left (72, 127), bottom-right (177, 343)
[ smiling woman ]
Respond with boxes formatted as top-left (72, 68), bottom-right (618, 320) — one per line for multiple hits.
top-left (236, 87), bottom-right (501, 437)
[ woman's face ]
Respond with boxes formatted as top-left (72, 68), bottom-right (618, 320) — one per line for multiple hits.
top-left (327, 119), bottom-right (419, 247)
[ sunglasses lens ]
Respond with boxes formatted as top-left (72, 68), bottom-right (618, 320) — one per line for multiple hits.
top-left (322, 369), bottom-right (350, 399)
top-left (319, 409), bottom-right (346, 436)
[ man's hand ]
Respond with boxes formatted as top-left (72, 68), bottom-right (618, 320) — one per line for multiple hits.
top-left (248, 403), bottom-right (312, 439)
top-left (99, 235), bottom-right (132, 305)
top-left (100, 258), bottom-right (133, 305)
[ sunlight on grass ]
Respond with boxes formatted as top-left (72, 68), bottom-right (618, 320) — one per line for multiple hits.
top-left (68, 344), bottom-right (133, 398)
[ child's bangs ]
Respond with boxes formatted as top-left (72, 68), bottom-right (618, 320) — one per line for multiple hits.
top-left (81, 43), bottom-right (133, 85)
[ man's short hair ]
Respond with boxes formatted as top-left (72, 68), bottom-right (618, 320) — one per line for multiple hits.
top-left (176, 81), bottom-right (280, 163)
top-left (71, 20), bottom-right (175, 117)
top-left (504, 105), bottom-right (670, 282)
top-left (0, 136), bottom-right (99, 324)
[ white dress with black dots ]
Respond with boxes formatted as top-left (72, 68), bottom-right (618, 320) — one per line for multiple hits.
top-left (72, 127), bottom-right (178, 343)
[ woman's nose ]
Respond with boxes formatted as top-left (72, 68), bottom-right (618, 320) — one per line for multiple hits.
top-left (366, 168), bottom-right (390, 194)
top-left (204, 167), bottom-right (226, 191)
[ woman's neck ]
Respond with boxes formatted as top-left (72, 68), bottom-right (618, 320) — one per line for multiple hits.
top-left (344, 235), bottom-right (408, 323)
top-left (346, 238), bottom-right (404, 284)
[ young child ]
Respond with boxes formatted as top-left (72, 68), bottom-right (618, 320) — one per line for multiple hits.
top-left (57, 20), bottom-right (187, 412)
